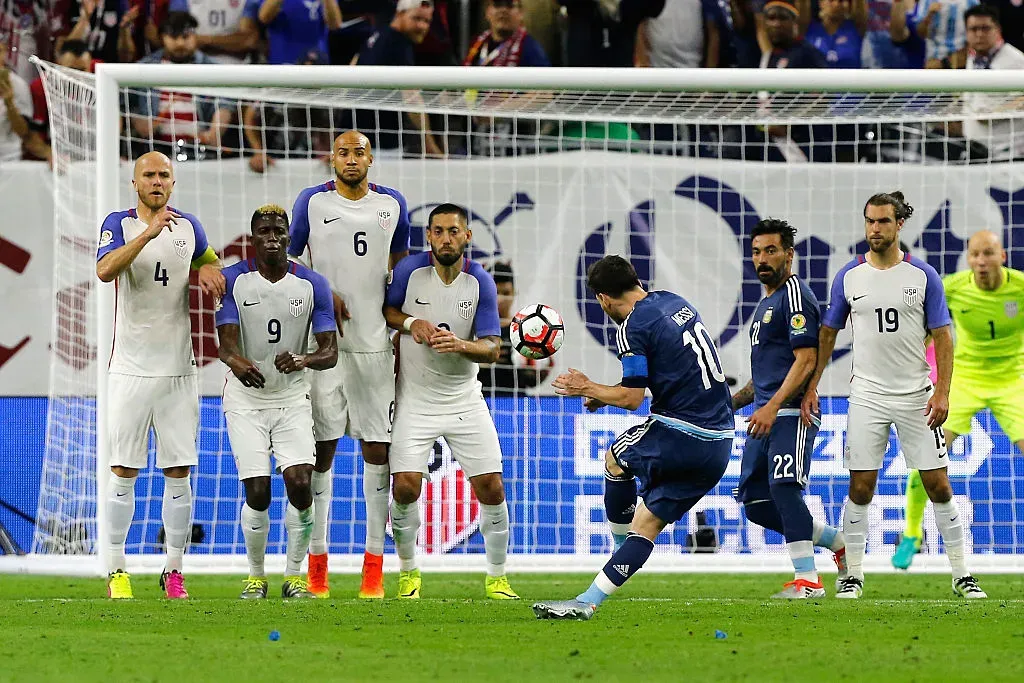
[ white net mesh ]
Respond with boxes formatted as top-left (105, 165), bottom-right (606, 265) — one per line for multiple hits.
top-left (31, 62), bottom-right (1024, 571)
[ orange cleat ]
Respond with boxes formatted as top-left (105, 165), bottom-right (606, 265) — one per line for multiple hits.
top-left (307, 552), bottom-right (330, 598)
top-left (358, 551), bottom-right (385, 599)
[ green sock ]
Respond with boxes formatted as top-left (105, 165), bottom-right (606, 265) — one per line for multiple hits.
top-left (904, 470), bottom-right (927, 539)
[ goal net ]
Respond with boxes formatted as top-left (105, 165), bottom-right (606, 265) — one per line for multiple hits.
top-left (27, 63), bottom-right (1024, 574)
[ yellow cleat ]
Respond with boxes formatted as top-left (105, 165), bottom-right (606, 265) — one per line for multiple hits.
top-left (397, 569), bottom-right (421, 599)
top-left (485, 575), bottom-right (520, 600)
top-left (107, 570), bottom-right (134, 599)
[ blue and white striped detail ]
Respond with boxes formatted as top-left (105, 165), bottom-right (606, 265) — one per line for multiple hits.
top-left (610, 419), bottom-right (655, 457)
top-left (616, 309), bottom-right (635, 357)
top-left (778, 408), bottom-right (821, 427)
top-left (651, 413), bottom-right (734, 441)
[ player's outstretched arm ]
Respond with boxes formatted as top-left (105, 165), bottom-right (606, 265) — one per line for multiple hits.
top-left (749, 346), bottom-right (817, 438)
top-left (217, 324), bottom-right (266, 388)
top-left (96, 208), bottom-right (179, 282)
top-left (732, 380), bottom-right (755, 411)
top-left (925, 325), bottom-right (953, 429)
top-left (276, 330), bottom-right (338, 373)
top-left (553, 368), bottom-right (646, 411)
top-left (801, 325), bottom-right (839, 425)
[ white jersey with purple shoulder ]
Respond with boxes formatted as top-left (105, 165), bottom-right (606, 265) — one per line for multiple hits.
top-left (386, 252), bottom-right (501, 413)
top-left (287, 181), bottom-right (410, 353)
top-left (97, 207), bottom-right (218, 376)
top-left (822, 252), bottom-right (951, 397)
top-left (215, 259), bottom-right (336, 409)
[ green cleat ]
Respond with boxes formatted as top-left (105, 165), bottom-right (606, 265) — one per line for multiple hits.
top-left (107, 570), bottom-right (133, 599)
top-left (239, 576), bottom-right (268, 600)
top-left (892, 534), bottom-right (922, 570)
top-left (281, 576), bottom-right (315, 599)
top-left (397, 569), bottom-right (421, 599)
top-left (485, 575), bottom-right (520, 600)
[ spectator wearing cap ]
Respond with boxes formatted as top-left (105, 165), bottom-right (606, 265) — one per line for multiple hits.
top-left (800, 0), bottom-right (867, 68)
top-left (63, 0), bottom-right (140, 64)
top-left (464, 0), bottom-right (550, 66)
top-left (169, 0), bottom-right (259, 63)
top-left (961, 4), bottom-right (1024, 159)
top-left (478, 262), bottom-right (553, 396)
top-left (128, 12), bottom-right (236, 159)
top-left (255, 0), bottom-right (342, 65)
top-left (914, 0), bottom-right (979, 68)
top-left (354, 0), bottom-right (443, 157)
top-left (889, 0), bottom-right (927, 68)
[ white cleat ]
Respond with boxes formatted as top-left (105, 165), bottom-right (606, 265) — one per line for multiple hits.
top-left (772, 579), bottom-right (826, 599)
top-left (532, 599), bottom-right (596, 621)
top-left (835, 576), bottom-right (864, 599)
top-left (953, 575), bottom-right (987, 599)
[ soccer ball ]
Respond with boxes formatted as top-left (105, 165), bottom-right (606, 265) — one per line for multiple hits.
top-left (510, 304), bottom-right (564, 360)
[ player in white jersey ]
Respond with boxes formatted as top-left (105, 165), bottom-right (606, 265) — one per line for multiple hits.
top-left (383, 203), bottom-right (518, 600)
top-left (95, 151), bottom-right (225, 599)
top-left (802, 191), bottom-right (986, 599)
top-left (216, 205), bottom-right (337, 600)
top-left (171, 0), bottom-right (260, 63)
top-left (288, 130), bottom-right (410, 598)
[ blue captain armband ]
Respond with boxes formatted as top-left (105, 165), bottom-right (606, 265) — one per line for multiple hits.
top-left (620, 353), bottom-right (648, 388)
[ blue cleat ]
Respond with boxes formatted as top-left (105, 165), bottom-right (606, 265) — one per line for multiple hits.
top-left (892, 534), bottom-right (922, 570)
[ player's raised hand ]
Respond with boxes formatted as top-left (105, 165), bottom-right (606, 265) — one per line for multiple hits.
top-left (410, 318), bottom-right (437, 344)
top-left (552, 368), bottom-right (591, 397)
top-left (197, 263), bottom-right (225, 298)
top-left (274, 351), bottom-right (306, 374)
top-left (428, 328), bottom-right (465, 354)
top-left (142, 207), bottom-right (180, 240)
top-left (800, 387), bottom-right (819, 426)
top-left (747, 402), bottom-right (779, 438)
top-left (333, 291), bottom-right (351, 337)
top-left (228, 356), bottom-right (265, 388)
top-left (924, 391), bottom-right (949, 430)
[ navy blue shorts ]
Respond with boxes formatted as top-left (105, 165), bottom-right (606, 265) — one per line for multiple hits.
top-left (610, 418), bottom-right (731, 524)
top-left (735, 412), bottom-right (819, 504)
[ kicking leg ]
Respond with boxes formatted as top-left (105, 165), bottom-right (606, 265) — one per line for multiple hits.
top-left (603, 450), bottom-right (636, 550)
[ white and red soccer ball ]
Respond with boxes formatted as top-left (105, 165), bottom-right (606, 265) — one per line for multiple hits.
top-left (510, 304), bottom-right (564, 360)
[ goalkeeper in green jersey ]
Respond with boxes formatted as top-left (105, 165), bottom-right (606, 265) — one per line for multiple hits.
top-left (893, 230), bottom-right (1024, 569)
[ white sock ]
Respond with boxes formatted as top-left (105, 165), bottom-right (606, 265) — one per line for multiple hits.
top-left (787, 540), bottom-right (818, 583)
top-left (480, 501), bottom-right (510, 577)
top-left (390, 500), bottom-right (421, 572)
top-left (362, 462), bottom-right (390, 556)
top-left (107, 473), bottom-right (136, 574)
top-left (933, 500), bottom-right (968, 578)
top-left (309, 469), bottom-right (332, 555)
top-left (241, 503), bottom-right (270, 577)
top-left (842, 501), bottom-right (870, 581)
top-left (285, 504), bottom-right (314, 576)
top-left (162, 475), bottom-right (192, 573)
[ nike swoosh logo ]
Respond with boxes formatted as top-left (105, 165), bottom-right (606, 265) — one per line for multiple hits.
top-left (172, 494), bottom-right (184, 500)
top-left (852, 295), bottom-right (867, 301)
top-left (323, 217), bottom-right (343, 224)
top-left (960, 309), bottom-right (970, 314)
top-left (491, 520), bottom-right (502, 525)
top-left (950, 515), bottom-right (959, 522)
top-left (250, 526), bottom-right (263, 531)
top-left (314, 489), bottom-right (326, 496)
top-left (243, 300), bottom-right (258, 307)
top-left (849, 518), bottom-right (861, 524)
top-left (376, 486), bottom-right (387, 492)
top-left (116, 492), bottom-right (127, 497)
top-left (415, 298), bottom-right (429, 305)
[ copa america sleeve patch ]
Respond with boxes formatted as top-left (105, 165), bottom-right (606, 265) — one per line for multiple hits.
top-left (98, 230), bottom-right (113, 248)
top-left (790, 313), bottom-right (806, 331)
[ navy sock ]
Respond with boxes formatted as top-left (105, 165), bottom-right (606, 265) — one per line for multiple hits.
top-left (604, 473), bottom-right (636, 549)
top-left (578, 533), bottom-right (655, 606)
top-left (743, 500), bottom-right (785, 535)
top-left (770, 482), bottom-right (814, 543)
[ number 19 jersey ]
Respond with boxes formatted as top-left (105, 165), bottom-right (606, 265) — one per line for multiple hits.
top-left (96, 208), bottom-right (210, 377)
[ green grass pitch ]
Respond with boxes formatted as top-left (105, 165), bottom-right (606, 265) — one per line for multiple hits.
top-left (3, 573), bottom-right (1023, 682)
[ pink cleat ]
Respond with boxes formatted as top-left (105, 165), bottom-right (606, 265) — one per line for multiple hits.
top-left (160, 570), bottom-right (190, 599)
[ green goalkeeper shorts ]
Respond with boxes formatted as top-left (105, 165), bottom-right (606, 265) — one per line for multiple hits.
top-left (946, 373), bottom-right (1024, 442)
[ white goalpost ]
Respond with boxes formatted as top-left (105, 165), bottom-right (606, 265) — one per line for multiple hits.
top-left (11, 63), bottom-right (1024, 576)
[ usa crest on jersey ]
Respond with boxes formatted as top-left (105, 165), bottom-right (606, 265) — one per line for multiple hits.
top-left (458, 300), bottom-right (473, 320)
top-left (1006, 301), bottom-right (1019, 319)
top-left (903, 287), bottom-right (922, 306)
top-left (173, 238), bottom-right (189, 259)
top-left (378, 210), bottom-right (392, 229)
top-left (289, 297), bottom-right (304, 318)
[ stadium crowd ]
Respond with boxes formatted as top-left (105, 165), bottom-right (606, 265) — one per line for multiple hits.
top-left (0, 0), bottom-right (1022, 163)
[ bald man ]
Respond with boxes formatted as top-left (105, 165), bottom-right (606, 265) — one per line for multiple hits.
top-left (288, 131), bottom-right (411, 598)
top-left (894, 230), bottom-right (1024, 570)
top-left (96, 152), bottom-right (225, 599)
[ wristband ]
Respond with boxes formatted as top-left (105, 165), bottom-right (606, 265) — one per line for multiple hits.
top-left (403, 317), bottom-right (420, 332)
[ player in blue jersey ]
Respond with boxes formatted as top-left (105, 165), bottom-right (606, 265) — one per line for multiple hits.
top-left (731, 218), bottom-right (847, 599)
top-left (532, 256), bottom-right (734, 620)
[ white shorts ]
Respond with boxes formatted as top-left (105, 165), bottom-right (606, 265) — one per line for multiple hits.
top-left (309, 348), bottom-right (395, 443)
top-left (224, 403), bottom-right (316, 480)
top-left (390, 401), bottom-right (502, 478)
top-left (845, 389), bottom-right (948, 471)
top-left (107, 374), bottom-right (198, 470)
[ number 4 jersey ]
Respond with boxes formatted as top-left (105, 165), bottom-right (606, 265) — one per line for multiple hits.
top-left (617, 290), bottom-right (734, 436)
top-left (97, 208), bottom-right (215, 377)
top-left (823, 253), bottom-right (951, 397)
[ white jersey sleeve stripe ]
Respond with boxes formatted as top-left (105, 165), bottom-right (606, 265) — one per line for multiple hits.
top-left (616, 309), bottom-right (634, 357)
top-left (786, 276), bottom-right (802, 313)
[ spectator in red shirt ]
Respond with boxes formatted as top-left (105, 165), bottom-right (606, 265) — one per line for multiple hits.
top-left (26, 38), bottom-right (96, 163)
